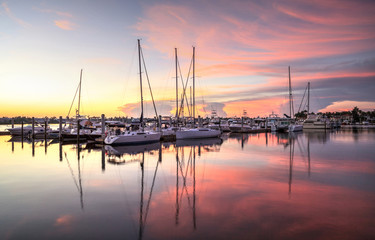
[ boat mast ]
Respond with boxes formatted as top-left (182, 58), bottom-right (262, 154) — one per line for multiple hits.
top-left (78, 69), bottom-right (83, 118)
top-left (138, 39), bottom-right (144, 129)
top-left (307, 82), bottom-right (310, 114)
top-left (193, 46), bottom-right (195, 127)
top-left (288, 66), bottom-right (294, 118)
top-left (175, 48), bottom-right (179, 123)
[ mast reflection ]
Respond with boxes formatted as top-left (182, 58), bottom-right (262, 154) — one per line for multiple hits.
top-left (63, 144), bottom-right (84, 210)
top-left (175, 143), bottom-right (198, 230)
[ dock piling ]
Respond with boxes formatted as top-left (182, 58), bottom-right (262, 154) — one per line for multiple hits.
top-left (101, 114), bottom-right (105, 136)
top-left (241, 117), bottom-right (244, 131)
top-left (59, 116), bottom-right (62, 139)
top-left (32, 117), bottom-right (35, 138)
top-left (101, 147), bottom-right (105, 172)
top-left (44, 117), bottom-right (48, 139)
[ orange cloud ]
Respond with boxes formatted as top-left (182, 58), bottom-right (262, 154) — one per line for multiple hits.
top-left (224, 98), bottom-right (287, 117)
top-left (54, 20), bottom-right (76, 30)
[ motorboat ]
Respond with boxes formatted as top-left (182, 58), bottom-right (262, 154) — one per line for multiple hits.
top-left (288, 123), bottom-right (303, 132)
top-left (7, 124), bottom-right (46, 136)
top-left (104, 131), bottom-right (161, 145)
top-left (303, 114), bottom-right (331, 129)
top-left (229, 120), bottom-right (252, 133)
top-left (176, 127), bottom-right (221, 140)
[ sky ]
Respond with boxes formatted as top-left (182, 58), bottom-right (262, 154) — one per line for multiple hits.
top-left (1, 0), bottom-right (374, 118)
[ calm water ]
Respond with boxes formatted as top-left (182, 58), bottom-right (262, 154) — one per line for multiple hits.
top-left (1, 129), bottom-right (374, 240)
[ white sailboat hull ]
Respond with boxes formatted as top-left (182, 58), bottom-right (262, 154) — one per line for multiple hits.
top-left (104, 131), bottom-right (161, 145)
top-left (176, 128), bottom-right (221, 140)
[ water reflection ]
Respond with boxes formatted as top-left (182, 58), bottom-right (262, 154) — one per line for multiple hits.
top-left (105, 143), bottom-right (161, 165)
top-left (175, 144), bottom-right (197, 231)
top-left (1, 129), bottom-right (374, 239)
top-left (63, 146), bottom-right (84, 210)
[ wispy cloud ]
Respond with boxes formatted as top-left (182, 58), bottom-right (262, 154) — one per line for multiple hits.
top-left (1, 2), bottom-right (32, 28)
top-left (33, 6), bottom-right (76, 30)
top-left (134, 0), bottom-right (375, 115)
top-left (54, 20), bottom-right (76, 30)
top-left (33, 7), bottom-right (73, 18)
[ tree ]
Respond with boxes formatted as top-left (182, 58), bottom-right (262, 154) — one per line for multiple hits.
top-left (295, 110), bottom-right (308, 119)
top-left (352, 106), bottom-right (360, 123)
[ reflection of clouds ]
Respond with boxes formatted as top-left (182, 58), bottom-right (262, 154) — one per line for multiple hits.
top-left (54, 214), bottom-right (75, 227)
top-left (144, 161), bottom-right (375, 239)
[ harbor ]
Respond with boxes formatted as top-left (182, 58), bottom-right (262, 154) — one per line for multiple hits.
top-left (1, 128), bottom-right (374, 239)
top-left (2, 0), bottom-right (375, 239)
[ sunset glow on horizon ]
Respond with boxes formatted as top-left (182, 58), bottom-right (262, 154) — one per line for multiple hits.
top-left (1, 0), bottom-right (374, 118)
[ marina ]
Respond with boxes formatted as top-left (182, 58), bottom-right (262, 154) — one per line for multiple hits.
top-left (0, 128), bottom-right (374, 239)
top-left (1, 0), bottom-right (375, 239)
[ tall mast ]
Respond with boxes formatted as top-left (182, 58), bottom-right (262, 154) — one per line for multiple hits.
top-left (175, 48), bottom-right (178, 122)
top-left (193, 46), bottom-right (195, 126)
top-left (138, 39), bottom-right (144, 127)
top-left (307, 82), bottom-right (310, 114)
top-left (288, 66), bottom-right (293, 118)
top-left (190, 86), bottom-right (192, 119)
top-left (78, 69), bottom-right (83, 117)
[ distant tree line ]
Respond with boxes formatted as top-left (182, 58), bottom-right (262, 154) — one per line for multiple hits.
top-left (0, 116), bottom-right (132, 124)
top-left (295, 107), bottom-right (375, 123)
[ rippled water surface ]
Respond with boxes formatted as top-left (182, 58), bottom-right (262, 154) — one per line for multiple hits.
top-left (1, 129), bottom-right (374, 239)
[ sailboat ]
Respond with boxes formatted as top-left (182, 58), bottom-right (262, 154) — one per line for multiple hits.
top-left (60, 69), bottom-right (98, 141)
top-left (104, 39), bottom-right (161, 145)
top-left (301, 82), bottom-right (331, 130)
top-left (287, 66), bottom-right (303, 132)
top-left (176, 47), bottom-right (221, 140)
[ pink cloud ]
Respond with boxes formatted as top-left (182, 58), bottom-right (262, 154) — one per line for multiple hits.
top-left (131, 1), bottom-right (375, 116)
top-left (135, 1), bottom-right (375, 77)
top-left (275, 0), bottom-right (375, 26)
top-left (1, 2), bottom-right (32, 28)
top-left (319, 101), bottom-right (375, 112)
top-left (33, 7), bottom-right (73, 18)
top-left (54, 20), bottom-right (76, 30)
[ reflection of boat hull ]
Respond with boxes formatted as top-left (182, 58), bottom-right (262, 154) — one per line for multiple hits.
top-left (105, 142), bottom-right (160, 156)
top-left (303, 122), bottom-right (330, 129)
top-left (104, 131), bottom-right (161, 145)
top-left (176, 128), bottom-right (221, 140)
top-left (161, 128), bottom-right (177, 141)
top-left (61, 133), bottom-right (89, 140)
top-left (176, 138), bottom-right (223, 147)
top-left (229, 124), bottom-right (252, 133)
top-left (33, 131), bottom-right (59, 139)
top-left (8, 136), bottom-right (33, 143)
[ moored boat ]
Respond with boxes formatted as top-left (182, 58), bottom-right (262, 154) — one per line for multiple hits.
top-left (176, 127), bottom-right (220, 140)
